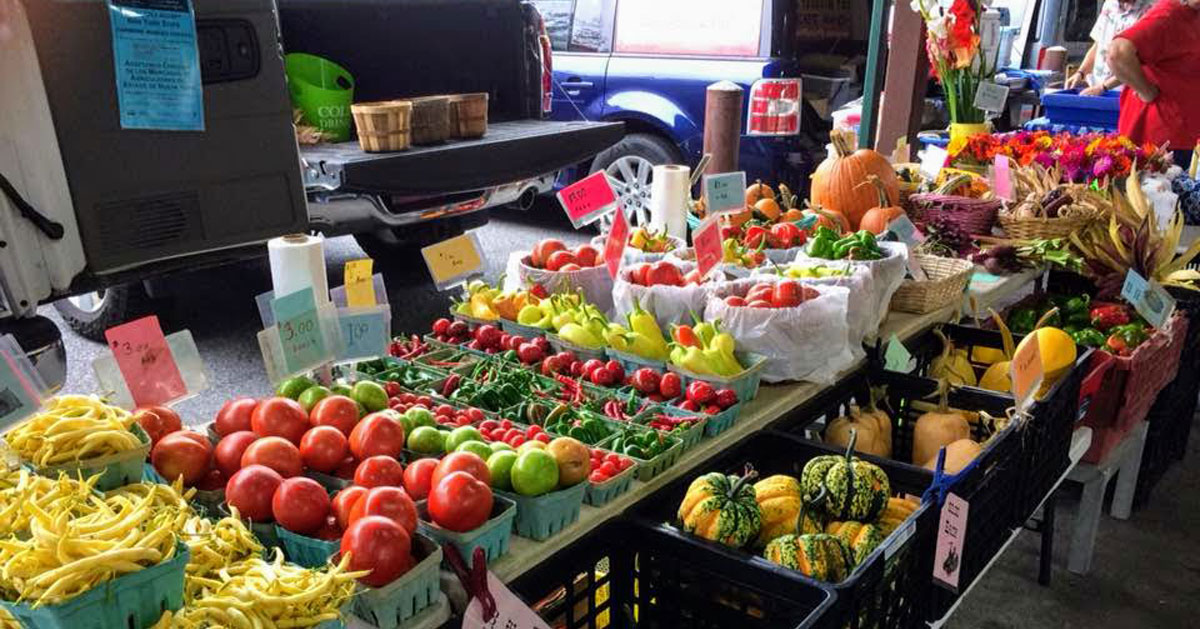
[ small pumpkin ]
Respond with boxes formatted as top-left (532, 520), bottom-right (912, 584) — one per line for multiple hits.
top-left (826, 520), bottom-right (886, 566)
top-left (912, 380), bottom-right (972, 467)
top-left (857, 175), bottom-right (907, 234)
top-left (753, 475), bottom-right (822, 547)
top-left (763, 533), bottom-right (854, 582)
top-left (825, 407), bottom-right (889, 458)
top-left (801, 431), bottom-right (891, 522)
top-left (745, 180), bottom-right (774, 206)
top-left (754, 196), bottom-right (782, 221)
top-left (877, 497), bottom-right (920, 535)
top-left (810, 129), bottom-right (900, 230)
top-left (678, 465), bottom-right (762, 548)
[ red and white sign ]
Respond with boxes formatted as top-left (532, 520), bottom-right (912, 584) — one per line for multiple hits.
top-left (105, 315), bottom-right (186, 407)
top-left (604, 204), bottom-right (630, 278)
top-left (693, 217), bottom-right (723, 278)
top-left (556, 171), bottom-right (618, 229)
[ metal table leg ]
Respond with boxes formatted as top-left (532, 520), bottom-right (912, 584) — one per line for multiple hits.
top-left (1038, 495), bottom-right (1056, 586)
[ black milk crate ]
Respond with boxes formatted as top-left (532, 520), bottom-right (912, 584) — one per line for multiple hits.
top-left (897, 323), bottom-right (1093, 524)
top-left (509, 519), bottom-right (836, 629)
top-left (626, 429), bottom-right (935, 629)
top-left (764, 367), bottom-right (1022, 622)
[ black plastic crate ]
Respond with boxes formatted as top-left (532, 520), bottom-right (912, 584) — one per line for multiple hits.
top-left (625, 429), bottom-right (934, 629)
top-left (509, 519), bottom-right (835, 629)
top-left (764, 367), bottom-right (1021, 622)
top-left (898, 323), bottom-right (1093, 524)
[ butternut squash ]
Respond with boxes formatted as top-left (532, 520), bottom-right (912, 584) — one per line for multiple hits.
top-left (923, 438), bottom-right (983, 474)
top-left (912, 380), bottom-right (971, 466)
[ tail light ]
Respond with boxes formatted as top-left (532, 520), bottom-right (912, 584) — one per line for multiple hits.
top-left (537, 27), bottom-right (553, 114)
top-left (747, 78), bottom-right (801, 136)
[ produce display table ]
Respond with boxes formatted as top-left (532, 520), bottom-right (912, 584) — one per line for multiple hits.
top-left (492, 270), bottom-right (1040, 582)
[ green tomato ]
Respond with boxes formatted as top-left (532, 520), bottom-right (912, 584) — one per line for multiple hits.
top-left (352, 381), bottom-right (389, 413)
top-left (486, 450), bottom-right (518, 491)
top-left (407, 426), bottom-right (446, 454)
top-left (511, 449), bottom-right (559, 496)
top-left (296, 386), bottom-right (331, 413)
top-left (277, 376), bottom-right (317, 400)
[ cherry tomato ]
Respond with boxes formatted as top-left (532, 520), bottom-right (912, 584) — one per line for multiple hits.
top-left (214, 397), bottom-right (258, 436)
top-left (299, 426), bottom-right (349, 473)
top-left (331, 485), bottom-right (368, 530)
top-left (347, 485), bottom-right (417, 534)
top-left (250, 397), bottom-right (309, 445)
top-left (271, 476), bottom-right (330, 535)
top-left (658, 372), bottom-right (683, 399)
top-left (685, 381), bottom-right (716, 405)
top-left (349, 411), bottom-right (406, 459)
top-left (341, 516), bottom-right (414, 587)
top-left (241, 436), bottom-right (302, 478)
top-left (354, 455), bottom-right (405, 488)
top-left (631, 368), bottom-right (659, 394)
top-left (427, 471), bottom-right (493, 532)
top-left (225, 465), bottom-right (283, 522)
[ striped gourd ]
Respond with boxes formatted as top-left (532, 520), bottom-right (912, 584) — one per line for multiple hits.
top-left (753, 475), bottom-right (823, 547)
top-left (878, 497), bottom-right (919, 535)
top-left (826, 520), bottom-right (885, 566)
top-left (763, 533), bottom-right (854, 582)
top-left (801, 429), bottom-right (891, 522)
top-left (678, 466), bottom-right (762, 548)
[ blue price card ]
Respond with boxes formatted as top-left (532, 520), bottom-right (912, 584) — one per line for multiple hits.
top-left (337, 306), bottom-right (391, 361)
top-left (105, 0), bottom-right (204, 131)
top-left (887, 215), bottom-right (924, 246)
top-left (702, 171), bottom-right (747, 215)
top-left (884, 334), bottom-right (914, 372)
top-left (1121, 269), bottom-right (1175, 328)
top-left (271, 287), bottom-right (330, 374)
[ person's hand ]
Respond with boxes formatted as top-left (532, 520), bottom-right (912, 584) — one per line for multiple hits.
top-left (1065, 72), bottom-right (1086, 90)
top-left (1080, 84), bottom-right (1106, 96)
top-left (1137, 83), bottom-right (1160, 103)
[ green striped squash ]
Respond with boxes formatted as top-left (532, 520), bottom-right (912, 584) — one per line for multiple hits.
top-left (763, 533), bottom-right (854, 582)
top-left (678, 469), bottom-right (762, 548)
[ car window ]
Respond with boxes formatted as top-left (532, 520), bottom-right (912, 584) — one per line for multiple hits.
top-left (613, 0), bottom-right (763, 57)
top-left (532, 0), bottom-right (574, 51)
top-left (569, 0), bottom-right (614, 53)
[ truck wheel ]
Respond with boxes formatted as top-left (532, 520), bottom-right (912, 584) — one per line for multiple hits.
top-left (590, 133), bottom-right (682, 232)
top-left (53, 284), bottom-right (150, 342)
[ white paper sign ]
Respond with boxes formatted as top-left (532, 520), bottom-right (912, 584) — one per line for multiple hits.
top-left (973, 82), bottom-right (1010, 113)
top-left (462, 573), bottom-right (552, 629)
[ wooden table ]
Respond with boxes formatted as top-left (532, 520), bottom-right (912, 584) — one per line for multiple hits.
top-left (492, 269), bottom-right (1041, 581)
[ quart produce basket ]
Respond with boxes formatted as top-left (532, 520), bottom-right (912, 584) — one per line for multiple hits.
top-left (276, 524), bottom-right (340, 569)
top-left (141, 464), bottom-right (225, 513)
top-left (417, 495), bottom-right (516, 567)
top-left (497, 480), bottom-right (588, 541)
top-left (604, 346), bottom-right (667, 375)
top-left (546, 333), bottom-right (608, 363)
top-left (667, 351), bottom-right (768, 403)
top-left (598, 431), bottom-right (684, 482)
top-left (0, 542), bottom-right (189, 629)
top-left (629, 404), bottom-right (707, 451)
top-left (32, 423), bottom-right (151, 491)
top-left (628, 428), bottom-right (934, 629)
top-left (764, 367), bottom-right (1021, 623)
top-left (583, 447), bottom-right (638, 507)
top-left (351, 532), bottom-right (442, 629)
top-left (901, 322), bottom-right (1095, 520)
top-left (498, 317), bottom-right (550, 340)
top-left (509, 519), bottom-right (835, 629)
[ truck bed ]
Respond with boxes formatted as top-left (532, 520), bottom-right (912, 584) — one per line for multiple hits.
top-left (300, 119), bottom-right (623, 195)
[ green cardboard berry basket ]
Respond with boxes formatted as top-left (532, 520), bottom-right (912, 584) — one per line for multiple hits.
top-left (605, 346), bottom-right (667, 375)
top-left (546, 333), bottom-right (607, 362)
top-left (276, 524), bottom-right (340, 569)
top-left (498, 317), bottom-right (550, 339)
top-left (351, 532), bottom-right (442, 629)
top-left (496, 480), bottom-right (588, 541)
top-left (412, 347), bottom-right (483, 372)
top-left (656, 401), bottom-right (741, 437)
top-left (599, 432), bottom-right (683, 482)
top-left (305, 468), bottom-right (354, 492)
top-left (667, 351), bottom-right (767, 404)
top-left (584, 455), bottom-right (638, 507)
top-left (417, 495), bottom-right (516, 568)
top-left (632, 405), bottom-right (707, 451)
top-left (0, 542), bottom-right (189, 629)
top-left (32, 423), bottom-right (151, 491)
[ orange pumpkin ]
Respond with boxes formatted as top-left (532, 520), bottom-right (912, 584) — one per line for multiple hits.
top-left (755, 197), bottom-right (782, 221)
top-left (857, 175), bottom-right (906, 234)
top-left (745, 180), bottom-right (774, 206)
top-left (781, 208), bottom-right (804, 222)
top-left (810, 130), bottom-right (900, 230)
top-left (802, 205), bottom-right (849, 234)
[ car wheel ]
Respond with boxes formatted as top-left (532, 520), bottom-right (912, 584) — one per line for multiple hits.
top-left (53, 284), bottom-right (151, 342)
top-left (590, 133), bottom-right (682, 233)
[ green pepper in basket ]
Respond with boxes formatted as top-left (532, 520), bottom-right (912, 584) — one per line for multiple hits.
top-left (1008, 307), bottom-right (1039, 334)
top-left (1070, 328), bottom-right (1107, 347)
top-left (808, 227), bottom-right (838, 259)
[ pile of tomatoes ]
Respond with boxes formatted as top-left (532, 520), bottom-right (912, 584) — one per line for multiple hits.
top-left (723, 280), bottom-right (820, 309)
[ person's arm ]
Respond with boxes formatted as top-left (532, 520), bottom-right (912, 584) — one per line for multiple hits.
top-left (1108, 37), bottom-right (1159, 102)
top-left (1068, 43), bottom-right (1099, 89)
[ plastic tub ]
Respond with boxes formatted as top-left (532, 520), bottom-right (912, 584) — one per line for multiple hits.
top-left (496, 480), bottom-right (588, 541)
top-left (284, 53), bottom-right (355, 142)
top-left (417, 495), bottom-right (516, 567)
top-left (1041, 88), bottom-right (1119, 130)
top-left (351, 532), bottom-right (442, 629)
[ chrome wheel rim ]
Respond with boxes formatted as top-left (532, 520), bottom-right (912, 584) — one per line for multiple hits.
top-left (67, 290), bottom-right (107, 314)
top-left (599, 155), bottom-right (655, 231)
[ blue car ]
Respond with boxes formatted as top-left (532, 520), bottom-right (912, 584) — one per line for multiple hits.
top-left (531, 0), bottom-right (845, 223)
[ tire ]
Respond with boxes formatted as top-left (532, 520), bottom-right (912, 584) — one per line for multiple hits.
top-left (53, 284), bottom-right (151, 342)
top-left (589, 132), bottom-right (682, 232)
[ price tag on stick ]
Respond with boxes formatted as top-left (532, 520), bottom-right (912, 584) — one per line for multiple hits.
top-left (0, 340), bottom-right (42, 433)
top-left (603, 204), bottom-right (630, 278)
top-left (992, 154), bottom-right (1014, 201)
top-left (973, 81), bottom-right (1011, 113)
top-left (272, 287), bottom-right (330, 375)
top-left (104, 315), bottom-right (187, 407)
top-left (421, 232), bottom-right (485, 291)
top-left (692, 217), bottom-right (722, 278)
top-left (932, 493), bottom-right (969, 591)
top-left (920, 145), bottom-right (949, 180)
top-left (344, 259), bottom-right (376, 307)
top-left (557, 170), bottom-right (618, 229)
top-left (1121, 269), bottom-right (1175, 328)
top-left (702, 171), bottom-right (747, 215)
top-left (1010, 333), bottom-right (1043, 411)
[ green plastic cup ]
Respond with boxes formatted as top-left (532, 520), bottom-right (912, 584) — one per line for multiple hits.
top-left (285, 53), bottom-right (355, 142)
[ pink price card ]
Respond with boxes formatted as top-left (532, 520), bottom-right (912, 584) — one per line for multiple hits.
top-left (992, 154), bottom-right (1013, 201)
top-left (105, 315), bottom-right (187, 407)
top-left (556, 170), bottom-right (618, 229)
top-left (693, 217), bottom-right (722, 278)
top-left (932, 492), bottom-right (969, 591)
top-left (604, 204), bottom-right (630, 278)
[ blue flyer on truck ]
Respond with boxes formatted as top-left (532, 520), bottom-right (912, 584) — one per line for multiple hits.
top-left (106, 0), bottom-right (204, 131)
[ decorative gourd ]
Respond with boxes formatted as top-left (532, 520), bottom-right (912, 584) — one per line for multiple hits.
top-left (745, 180), bottom-right (774, 206)
top-left (923, 438), bottom-right (982, 474)
top-left (754, 197), bottom-right (782, 221)
top-left (912, 381), bottom-right (972, 467)
top-left (825, 520), bottom-right (885, 566)
top-left (877, 497), bottom-right (920, 535)
top-left (763, 533), bottom-right (854, 582)
top-left (810, 129), bottom-right (899, 230)
top-left (801, 203), bottom-right (850, 234)
top-left (678, 465), bottom-right (762, 548)
top-left (857, 175), bottom-right (907, 234)
top-left (930, 329), bottom-right (978, 387)
top-left (801, 431), bottom-right (891, 522)
top-left (753, 475), bottom-right (822, 547)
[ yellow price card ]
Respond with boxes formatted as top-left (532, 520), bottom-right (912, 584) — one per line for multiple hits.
top-left (421, 232), bottom-right (485, 290)
top-left (1010, 335), bottom-right (1043, 411)
top-left (344, 259), bottom-right (376, 307)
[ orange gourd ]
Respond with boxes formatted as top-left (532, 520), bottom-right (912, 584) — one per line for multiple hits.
top-left (802, 204), bottom-right (849, 234)
top-left (810, 130), bottom-right (900, 230)
top-left (857, 175), bottom-right (907, 234)
top-left (755, 197), bottom-right (782, 221)
top-left (746, 180), bottom-right (774, 206)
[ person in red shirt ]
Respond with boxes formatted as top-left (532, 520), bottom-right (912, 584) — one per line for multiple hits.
top-left (1109, 0), bottom-right (1200, 164)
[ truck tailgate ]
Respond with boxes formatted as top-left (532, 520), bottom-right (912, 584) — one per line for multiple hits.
top-left (301, 120), bottom-right (623, 195)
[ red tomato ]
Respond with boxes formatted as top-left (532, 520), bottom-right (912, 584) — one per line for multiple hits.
top-left (151, 432), bottom-right (212, 486)
top-left (353, 455), bottom-right (405, 488)
top-left (133, 405), bottom-right (182, 446)
top-left (213, 431), bottom-right (259, 478)
top-left (225, 464), bottom-right (283, 522)
top-left (299, 426), bottom-right (349, 473)
top-left (241, 436), bottom-right (303, 478)
top-left (341, 516), bottom-right (414, 587)
top-left (334, 457), bottom-right (358, 479)
top-left (214, 397), bottom-right (259, 436)
top-left (315, 516), bottom-right (342, 541)
top-left (171, 431), bottom-right (210, 449)
top-left (431, 451), bottom-right (490, 488)
top-left (771, 281), bottom-right (802, 308)
top-left (348, 412), bottom-right (405, 459)
top-left (530, 239), bottom-right (567, 269)
top-left (427, 471), bottom-right (493, 532)
top-left (250, 397), bottom-right (309, 445)
top-left (271, 477), bottom-right (330, 535)
top-left (195, 467), bottom-right (226, 491)
top-left (347, 486), bottom-right (417, 534)
top-left (309, 395), bottom-right (360, 436)
top-left (574, 244), bottom-right (600, 267)
top-left (331, 485), bottom-right (368, 530)
top-left (402, 458), bottom-right (438, 501)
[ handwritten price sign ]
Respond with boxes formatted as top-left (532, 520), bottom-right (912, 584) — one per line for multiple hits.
top-left (462, 573), bottom-right (552, 629)
top-left (693, 217), bottom-right (722, 278)
top-left (557, 170), bottom-right (618, 229)
top-left (104, 316), bottom-right (186, 407)
top-left (421, 232), bottom-right (485, 291)
top-left (604, 204), bottom-right (630, 278)
top-left (337, 307), bottom-right (390, 360)
top-left (344, 259), bottom-right (376, 307)
top-left (702, 171), bottom-right (746, 215)
top-left (933, 493), bottom-right (969, 591)
top-left (272, 287), bottom-right (330, 374)
top-left (1010, 332), bottom-right (1043, 411)
top-left (1121, 269), bottom-right (1175, 328)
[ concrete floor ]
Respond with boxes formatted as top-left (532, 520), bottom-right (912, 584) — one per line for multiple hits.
top-left (40, 200), bottom-right (1200, 627)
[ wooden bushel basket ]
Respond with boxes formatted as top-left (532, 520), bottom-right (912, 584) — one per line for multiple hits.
top-left (447, 93), bottom-right (488, 138)
top-left (351, 100), bottom-right (412, 152)
top-left (409, 96), bottom-right (451, 145)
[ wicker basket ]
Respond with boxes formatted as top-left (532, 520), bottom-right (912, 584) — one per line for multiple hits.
top-left (889, 254), bottom-right (975, 313)
top-left (909, 193), bottom-right (1002, 236)
top-left (351, 101), bottom-right (412, 152)
top-left (447, 93), bottom-right (488, 138)
top-left (409, 96), bottom-right (450, 145)
top-left (998, 212), bottom-right (1096, 240)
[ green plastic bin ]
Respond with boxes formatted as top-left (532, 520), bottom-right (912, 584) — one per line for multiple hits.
top-left (496, 480), bottom-right (587, 541)
top-left (285, 53), bottom-right (355, 142)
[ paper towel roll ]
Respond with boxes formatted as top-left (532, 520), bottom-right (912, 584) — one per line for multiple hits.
top-left (268, 234), bottom-right (330, 305)
top-left (649, 164), bottom-right (690, 240)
